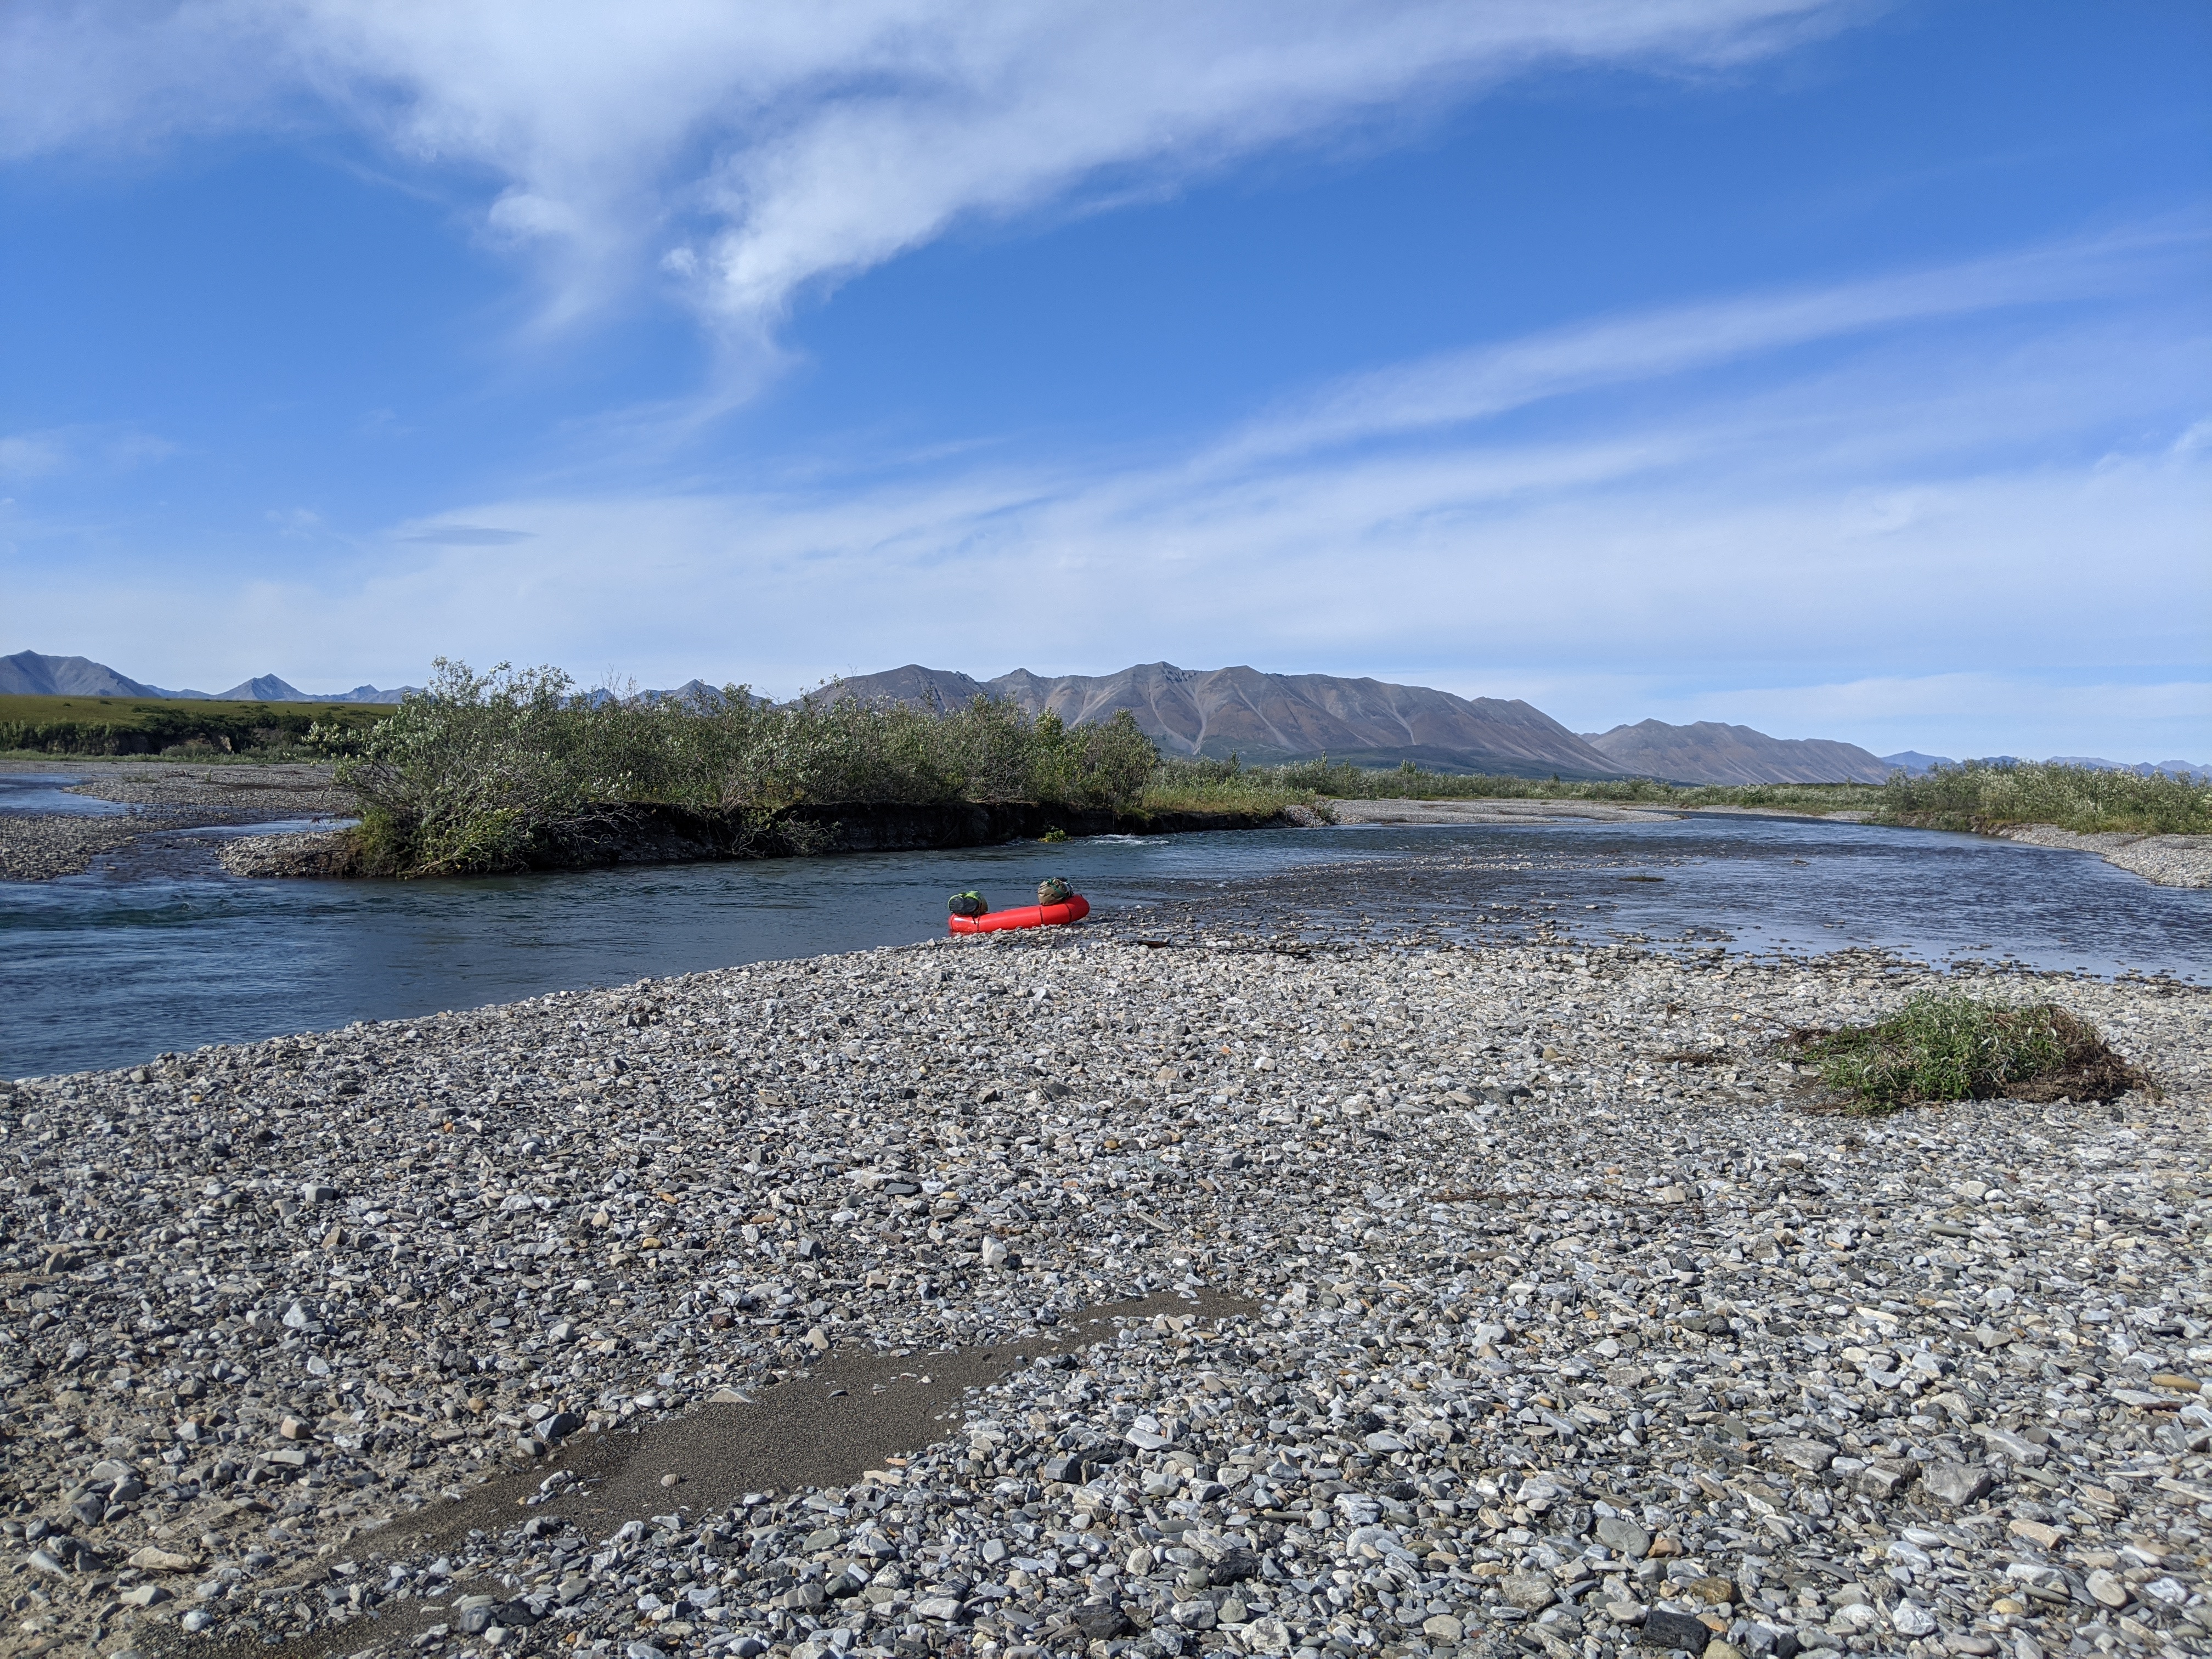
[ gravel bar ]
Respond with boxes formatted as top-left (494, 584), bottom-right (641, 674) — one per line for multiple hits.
top-left (1, 764), bottom-right (356, 883)
top-left (1, 929), bottom-right (2207, 1659)
top-left (12, 762), bottom-right (357, 819)
top-left (0, 815), bottom-right (168, 883)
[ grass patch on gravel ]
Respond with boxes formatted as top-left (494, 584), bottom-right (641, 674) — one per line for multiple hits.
top-left (1793, 992), bottom-right (2148, 1111)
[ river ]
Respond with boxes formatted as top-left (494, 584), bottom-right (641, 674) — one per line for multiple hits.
top-left (2, 806), bottom-right (2204, 1079)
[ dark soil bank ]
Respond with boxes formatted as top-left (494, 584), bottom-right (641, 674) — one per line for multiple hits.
top-left (785, 802), bottom-right (1298, 856)
top-left (230, 801), bottom-right (1305, 879)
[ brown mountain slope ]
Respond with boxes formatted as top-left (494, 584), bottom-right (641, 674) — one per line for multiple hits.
top-left (1582, 719), bottom-right (1893, 785)
top-left (825, 661), bottom-right (1622, 777)
top-left (808, 665), bottom-right (992, 710)
top-left (0, 650), bottom-right (165, 698)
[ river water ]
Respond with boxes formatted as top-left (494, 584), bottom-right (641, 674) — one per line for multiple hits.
top-left (2, 806), bottom-right (2204, 1079)
top-left (0, 773), bottom-right (139, 816)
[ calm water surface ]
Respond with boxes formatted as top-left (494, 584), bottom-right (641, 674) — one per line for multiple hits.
top-left (3, 814), bottom-right (2204, 1077)
top-left (0, 772), bottom-right (139, 817)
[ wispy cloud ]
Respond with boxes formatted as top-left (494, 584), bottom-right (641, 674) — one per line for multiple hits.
top-left (0, 424), bottom-right (178, 480)
top-left (0, 433), bottom-right (68, 480)
top-left (399, 523), bottom-right (537, 546)
top-left (2, 1), bottom-right (1864, 344)
top-left (1206, 221), bottom-right (2210, 466)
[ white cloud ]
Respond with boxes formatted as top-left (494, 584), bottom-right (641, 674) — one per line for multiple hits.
top-left (2, 0), bottom-right (1864, 337)
top-left (32, 394), bottom-right (2202, 744)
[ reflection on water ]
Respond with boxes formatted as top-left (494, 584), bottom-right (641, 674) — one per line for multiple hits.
top-left (2, 813), bottom-right (2203, 1077)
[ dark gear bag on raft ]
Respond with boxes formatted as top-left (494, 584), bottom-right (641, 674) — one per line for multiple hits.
top-left (948, 890), bottom-right (989, 917)
top-left (1036, 877), bottom-right (1075, 906)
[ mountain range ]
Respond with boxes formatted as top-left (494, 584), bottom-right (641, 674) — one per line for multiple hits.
top-left (816, 661), bottom-right (1622, 777)
top-left (0, 652), bottom-right (415, 704)
top-left (809, 665), bottom-right (2207, 784)
top-left (12, 648), bottom-right (2201, 784)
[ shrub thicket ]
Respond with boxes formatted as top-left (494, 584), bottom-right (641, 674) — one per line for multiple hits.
top-left (1148, 754), bottom-right (1887, 814)
top-left (1876, 761), bottom-right (2211, 836)
top-left (330, 661), bottom-right (1159, 876)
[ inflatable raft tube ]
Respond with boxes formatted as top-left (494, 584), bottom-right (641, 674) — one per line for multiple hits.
top-left (949, 894), bottom-right (1090, 934)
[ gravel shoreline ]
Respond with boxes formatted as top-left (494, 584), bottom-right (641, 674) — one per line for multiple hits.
top-left (1, 910), bottom-right (2206, 1659)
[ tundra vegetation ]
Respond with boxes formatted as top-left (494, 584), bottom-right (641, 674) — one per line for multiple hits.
top-left (0, 692), bottom-right (385, 757)
top-left (1146, 755), bottom-right (1891, 817)
top-left (1150, 754), bottom-right (2212, 836)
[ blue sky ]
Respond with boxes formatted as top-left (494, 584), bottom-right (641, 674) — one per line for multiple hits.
top-left (3, 0), bottom-right (2207, 760)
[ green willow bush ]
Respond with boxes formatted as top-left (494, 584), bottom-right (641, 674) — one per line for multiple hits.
top-left (329, 661), bottom-right (1159, 876)
top-left (1877, 761), bottom-right (2212, 836)
top-left (1142, 755), bottom-right (1331, 816)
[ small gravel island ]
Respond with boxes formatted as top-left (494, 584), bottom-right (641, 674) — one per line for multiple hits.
top-left (1, 915), bottom-right (2205, 1659)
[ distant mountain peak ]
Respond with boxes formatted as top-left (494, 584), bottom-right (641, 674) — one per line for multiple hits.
top-left (208, 673), bottom-right (419, 703)
top-left (0, 649), bottom-right (163, 698)
top-left (803, 664), bottom-right (990, 710)
top-left (1878, 751), bottom-right (1953, 775)
top-left (215, 673), bottom-right (310, 702)
top-left (1584, 718), bottom-right (1892, 785)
